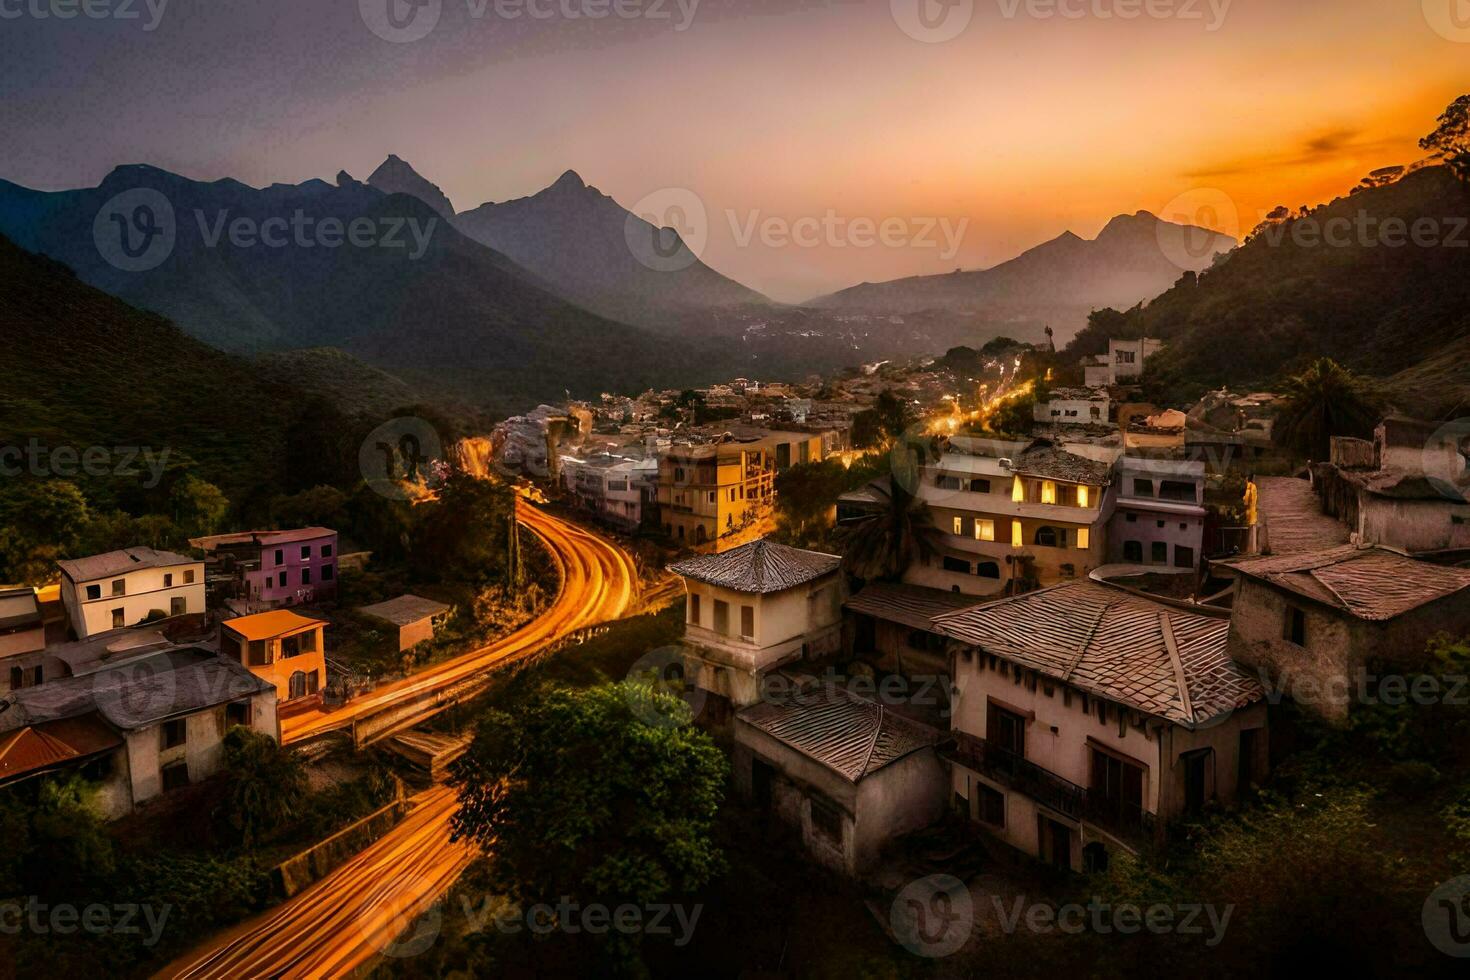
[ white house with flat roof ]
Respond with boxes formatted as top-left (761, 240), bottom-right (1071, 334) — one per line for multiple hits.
top-left (58, 548), bottom-right (205, 640)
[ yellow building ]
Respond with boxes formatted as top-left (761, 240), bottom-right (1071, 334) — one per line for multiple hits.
top-left (657, 430), bottom-right (826, 552)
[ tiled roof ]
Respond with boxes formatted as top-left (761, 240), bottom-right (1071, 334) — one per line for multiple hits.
top-left (358, 594), bottom-right (452, 627)
top-left (1218, 547), bottom-right (1470, 621)
top-left (56, 547), bottom-right (197, 583)
top-left (0, 714), bottom-right (122, 786)
top-left (670, 539), bottom-right (840, 594)
top-left (845, 582), bottom-right (980, 632)
top-left (1255, 477), bottom-right (1350, 553)
top-left (932, 580), bottom-right (1262, 727)
top-left (1009, 447), bottom-right (1113, 487)
top-left (738, 681), bottom-right (937, 782)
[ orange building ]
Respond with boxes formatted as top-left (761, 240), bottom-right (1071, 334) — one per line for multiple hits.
top-left (221, 610), bottom-right (326, 706)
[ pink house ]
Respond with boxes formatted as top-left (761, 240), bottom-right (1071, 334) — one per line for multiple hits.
top-left (192, 527), bottom-right (339, 608)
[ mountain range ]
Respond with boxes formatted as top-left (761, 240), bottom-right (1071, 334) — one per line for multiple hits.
top-left (810, 211), bottom-right (1237, 330)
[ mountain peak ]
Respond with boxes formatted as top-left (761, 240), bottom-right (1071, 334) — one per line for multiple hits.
top-left (551, 169), bottom-right (586, 191)
top-left (366, 155), bottom-right (455, 217)
top-left (1098, 210), bottom-right (1161, 239)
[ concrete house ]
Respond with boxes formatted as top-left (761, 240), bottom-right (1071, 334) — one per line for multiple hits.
top-left (912, 438), bottom-right (1118, 597)
top-left (358, 594), bottom-right (452, 652)
top-left (1107, 457), bottom-right (1207, 572)
top-left (192, 527), bottom-right (339, 609)
top-left (671, 539), bottom-right (845, 725)
top-left (659, 440), bottom-right (778, 551)
top-left (932, 579), bottom-right (1267, 872)
top-left (221, 610), bottom-right (328, 708)
top-left (0, 587), bottom-right (49, 690)
top-left (734, 677), bottom-right (947, 875)
top-left (57, 548), bottom-right (205, 640)
top-left (1215, 546), bottom-right (1470, 724)
top-left (0, 643), bottom-right (277, 819)
top-left (1034, 387), bottom-right (1111, 426)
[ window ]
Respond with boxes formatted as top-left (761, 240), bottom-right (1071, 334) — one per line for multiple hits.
top-left (1012, 476), bottom-right (1025, 503)
top-left (975, 783), bottom-right (1006, 827)
top-left (302, 567), bottom-right (312, 585)
top-left (226, 700), bottom-right (251, 728)
top-left (1284, 607), bottom-right (1306, 646)
top-left (987, 702), bottom-right (1027, 756)
top-left (1116, 349), bottom-right (1136, 364)
top-left (1041, 481), bottom-right (1057, 505)
top-left (161, 761), bottom-right (189, 791)
top-left (1034, 526), bottom-right (1067, 548)
top-left (707, 491), bottom-right (716, 505)
top-left (1011, 521), bottom-right (1023, 547)
top-left (86, 584), bottom-right (101, 600)
top-left (1174, 545), bottom-right (1195, 568)
top-left (170, 596), bottom-right (186, 617)
top-left (937, 475), bottom-right (962, 491)
top-left (161, 718), bottom-right (187, 750)
top-left (184, 568), bottom-right (195, 584)
top-left (1077, 486), bottom-right (1090, 507)
top-left (1077, 528), bottom-right (1090, 550)
top-left (975, 519), bottom-right (995, 542)
top-left (1125, 513), bottom-right (1137, 523)
top-left (689, 593), bottom-right (701, 625)
top-left (1239, 729), bottom-right (1259, 791)
top-left (740, 605), bottom-right (755, 640)
top-left (1132, 478), bottom-right (1154, 497)
top-left (274, 549), bottom-right (284, 565)
top-left (289, 670), bottom-right (309, 700)
top-left (953, 516), bottom-right (964, 535)
top-left (163, 573), bottom-right (173, 587)
top-left (1089, 747), bottom-right (1145, 827)
top-left (322, 543), bottom-right (333, 558)
top-left (810, 795), bottom-right (843, 844)
top-left (1159, 480), bottom-right (1195, 502)
top-left (111, 608), bottom-right (125, 629)
top-left (248, 639), bottom-right (270, 666)
top-left (975, 562), bottom-right (1001, 579)
top-left (8, 667), bottom-right (21, 691)
top-left (1123, 541), bottom-right (1143, 562)
top-left (942, 556), bottom-right (971, 574)
top-left (970, 478), bottom-right (992, 494)
top-left (713, 600), bottom-right (730, 636)
top-left (111, 579), bottom-right (125, 596)
top-left (321, 564), bottom-right (334, 581)
top-left (1151, 541), bottom-right (1167, 564)
top-left (301, 545), bottom-right (312, 559)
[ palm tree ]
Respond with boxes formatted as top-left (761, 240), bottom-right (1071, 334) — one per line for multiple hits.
top-left (1274, 358), bottom-right (1383, 462)
top-left (837, 454), bottom-right (937, 583)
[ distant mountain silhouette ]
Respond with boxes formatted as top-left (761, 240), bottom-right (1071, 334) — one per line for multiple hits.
top-left (810, 211), bottom-right (1237, 340)
top-left (367, 154), bottom-right (457, 219)
top-left (443, 164), bottom-right (771, 328)
top-left (0, 165), bottom-right (730, 416)
top-left (1075, 165), bottom-right (1470, 417)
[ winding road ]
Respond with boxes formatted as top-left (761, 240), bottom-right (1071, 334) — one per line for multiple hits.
top-left (157, 504), bottom-right (644, 979)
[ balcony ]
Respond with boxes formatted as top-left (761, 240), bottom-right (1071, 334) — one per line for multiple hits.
top-left (944, 732), bottom-right (1156, 843)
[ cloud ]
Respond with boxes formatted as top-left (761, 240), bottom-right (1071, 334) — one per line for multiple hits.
top-left (1185, 127), bottom-right (1407, 179)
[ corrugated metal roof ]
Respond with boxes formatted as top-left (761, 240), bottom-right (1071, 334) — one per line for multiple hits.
top-left (1220, 546), bottom-right (1470, 621)
top-left (0, 714), bottom-right (121, 784)
top-left (670, 539), bottom-right (841, 594)
top-left (56, 547), bottom-right (197, 583)
top-left (845, 582), bottom-right (981, 632)
top-left (738, 682), bottom-right (936, 782)
top-left (358, 594), bottom-right (452, 627)
top-left (932, 580), bottom-right (1262, 727)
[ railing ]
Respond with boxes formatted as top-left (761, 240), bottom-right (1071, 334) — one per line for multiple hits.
top-left (1084, 795), bottom-right (1156, 840)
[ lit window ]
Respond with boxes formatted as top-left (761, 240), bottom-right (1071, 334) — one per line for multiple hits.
top-left (953, 516), bottom-right (964, 535)
top-left (1077, 528), bottom-right (1090, 550)
top-left (1041, 481), bottom-right (1056, 505)
top-left (975, 519), bottom-right (995, 542)
top-left (1012, 476), bottom-right (1025, 503)
top-left (1077, 486), bottom-right (1090, 508)
top-left (1011, 521), bottom-right (1023, 547)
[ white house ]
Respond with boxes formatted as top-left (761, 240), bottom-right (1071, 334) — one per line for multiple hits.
top-left (671, 539), bottom-right (844, 726)
top-left (1083, 338), bottom-right (1165, 387)
top-left (58, 548), bottom-right (205, 640)
top-left (932, 578), bottom-right (1267, 872)
top-left (1034, 387), bottom-right (1111, 426)
top-left (0, 587), bottom-right (49, 690)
